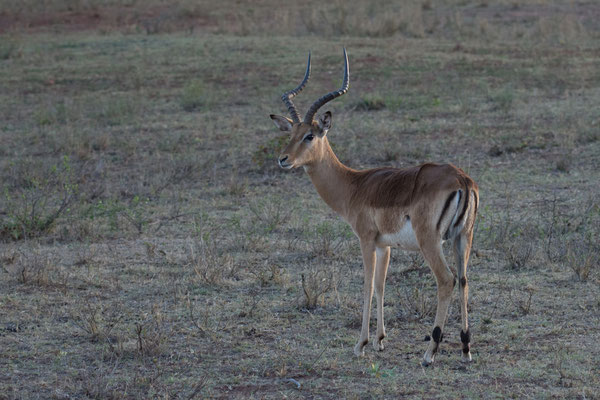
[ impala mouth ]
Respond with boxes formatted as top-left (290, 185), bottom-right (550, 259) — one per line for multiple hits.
top-left (278, 161), bottom-right (294, 169)
top-left (278, 155), bottom-right (294, 169)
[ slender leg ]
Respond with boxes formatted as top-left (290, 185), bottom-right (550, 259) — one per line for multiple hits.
top-left (420, 241), bottom-right (455, 366)
top-left (354, 241), bottom-right (376, 357)
top-left (454, 229), bottom-right (474, 362)
top-left (374, 246), bottom-right (391, 351)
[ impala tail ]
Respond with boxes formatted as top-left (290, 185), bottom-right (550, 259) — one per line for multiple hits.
top-left (438, 175), bottom-right (479, 241)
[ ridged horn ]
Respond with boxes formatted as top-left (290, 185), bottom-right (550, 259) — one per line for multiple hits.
top-left (303, 48), bottom-right (349, 124)
top-left (281, 52), bottom-right (311, 123)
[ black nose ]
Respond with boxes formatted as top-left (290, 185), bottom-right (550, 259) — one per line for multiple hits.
top-left (279, 155), bottom-right (288, 164)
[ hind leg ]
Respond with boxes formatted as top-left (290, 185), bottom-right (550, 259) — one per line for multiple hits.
top-left (420, 240), bottom-right (455, 366)
top-left (453, 229), bottom-right (474, 362)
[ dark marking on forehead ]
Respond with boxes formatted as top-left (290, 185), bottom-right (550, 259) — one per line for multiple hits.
top-left (291, 123), bottom-right (312, 138)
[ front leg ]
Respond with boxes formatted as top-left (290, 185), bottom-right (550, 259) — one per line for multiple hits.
top-left (354, 241), bottom-right (376, 357)
top-left (374, 246), bottom-right (390, 351)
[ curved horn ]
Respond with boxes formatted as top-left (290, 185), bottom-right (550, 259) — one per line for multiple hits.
top-left (304, 48), bottom-right (349, 124)
top-left (281, 52), bottom-right (311, 123)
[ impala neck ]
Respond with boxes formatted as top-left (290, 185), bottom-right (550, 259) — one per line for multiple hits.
top-left (304, 138), bottom-right (353, 217)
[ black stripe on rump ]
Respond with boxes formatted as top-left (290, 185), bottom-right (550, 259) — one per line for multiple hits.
top-left (436, 191), bottom-right (458, 233)
top-left (454, 189), bottom-right (470, 228)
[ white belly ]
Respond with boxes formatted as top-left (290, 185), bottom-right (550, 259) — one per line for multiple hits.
top-left (377, 220), bottom-right (420, 251)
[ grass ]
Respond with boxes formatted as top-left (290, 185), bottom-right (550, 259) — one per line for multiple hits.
top-left (1, 1), bottom-right (600, 398)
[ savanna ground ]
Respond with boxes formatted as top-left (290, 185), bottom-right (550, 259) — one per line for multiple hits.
top-left (1, 0), bottom-right (600, 398)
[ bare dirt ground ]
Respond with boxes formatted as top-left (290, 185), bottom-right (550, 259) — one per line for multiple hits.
top-left (1, 1), bottom-right (600, 399)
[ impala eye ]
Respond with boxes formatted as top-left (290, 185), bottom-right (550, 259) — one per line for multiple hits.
top-left (303, 134), bottom-right (314, 142)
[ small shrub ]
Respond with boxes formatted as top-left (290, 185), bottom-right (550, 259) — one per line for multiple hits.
top-left (180, 79), bottom-right (210, 111)
top-left (566, 237), bottom-right (599, 282)
top-left (251, 261), bottom-right (289, 287)
top-left (121, 195), bottom-right (150, 234)
top-left (381, 147), bottom-right (400, 162)
top-left (540, 196), bottom-right (570, 264)
top-left (71, 301), bottom-right (121, 343)
top-left (479, 188), bottom-right (539, 269)
top-left (134, 304), bottom-right (169, 357)
top-left (188, 233), bottom-right (236, 285)
top-left (248, 198), bottom-right (290, 235)
top-left (533, 15), bottom-right (588, 45)
top-left (577, 128), bottom-right (600, 144)
top-left (509, 287), bottom-right (535, 315)
top-left (149, 159), bottom-right (196, 197)
top-left (8, 249), bottom-right (61, 287)
top-left (556, 155), bottom-right (571, 173)
top-left (0, 40), bottom-right (19, 60)
top-left (368, 362), bottom-right (397, 379)
top-left (301, 1), bottom-right (424, 37)
top-left (305, 220), bottom-right (350, 257)
top-left (504, 238), bottom-right (534, 270)
top-left (89, 96), bottom-right (136, 126)
top-left (490, 86), bottom-right (514, 113)
top-left (397, 282), bottom-right (435, 321)
top-left (227, 169), bottom-right (247, 197)
top-left (186, 295), bottom-right (230, 336)
top-left (238, 289), bottom-right (263, 318)
top-left (354, 93), bottom-right (406, 111)
top-left (540, 197), bottom-right (599, 272)
top-left (354, 94), bottom-right (386, 111)
top-left (300, 263), bottom-right (339, 309)
top-left (33, 106), bottom-right (56, 126)
top-left (1, 156), bottom-right (78, 241)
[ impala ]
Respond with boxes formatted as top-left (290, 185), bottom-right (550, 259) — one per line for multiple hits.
top-left (270, 49), bottom-right (479, 366)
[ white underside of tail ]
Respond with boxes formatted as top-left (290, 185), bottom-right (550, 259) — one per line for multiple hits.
top-left (446, 190), bottom-right (473, 240)
top-left (449, 191), bottom-right (462, 229)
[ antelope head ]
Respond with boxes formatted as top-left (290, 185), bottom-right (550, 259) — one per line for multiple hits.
top-left (270, 49), bottom-right (349, 169)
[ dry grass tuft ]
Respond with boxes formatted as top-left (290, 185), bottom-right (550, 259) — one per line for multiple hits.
top-left (188, 235), bottom-right (237, 285)
top-left (134, 304), bottom-right (169, 357)
top-left (301, 262), bottom-right (341, 309)
top-left (397, 282), bottom-right (436, 321)
top-left (1, 157), bottom-right (78, 241)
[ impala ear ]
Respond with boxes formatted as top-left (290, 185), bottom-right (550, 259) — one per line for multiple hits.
top-left (317, 111), bottom-right (332, 136)
top-left (270, 114), bottom-right (293, 131)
